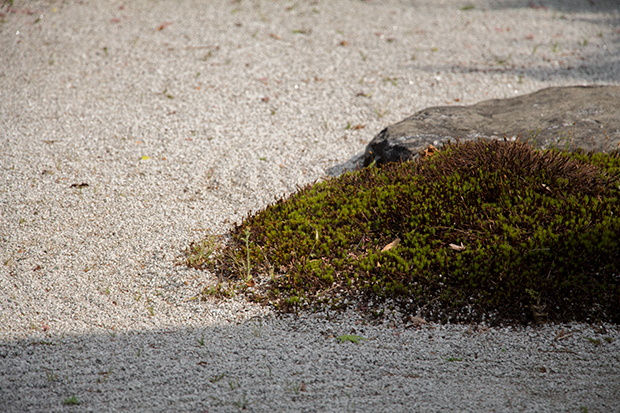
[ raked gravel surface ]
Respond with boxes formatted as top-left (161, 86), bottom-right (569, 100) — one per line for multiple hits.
top-left (1, 0), bottom-right (620, 411)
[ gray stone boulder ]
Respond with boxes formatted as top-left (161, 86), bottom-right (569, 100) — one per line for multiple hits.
top-left (363, 85), bottom-right (620, 167)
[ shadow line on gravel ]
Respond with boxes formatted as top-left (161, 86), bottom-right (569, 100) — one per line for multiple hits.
top-left (486, 0), bottom-right (620, 14)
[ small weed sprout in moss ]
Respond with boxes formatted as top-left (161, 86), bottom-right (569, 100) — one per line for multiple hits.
top-left (257, 245), bottom-right (276, 283)
top-left (223, 229), bottom-right (254, 283)
top-left (243, 228), bottom-right (252, 281)
top-left (525, 288), bottom-right (539, 302)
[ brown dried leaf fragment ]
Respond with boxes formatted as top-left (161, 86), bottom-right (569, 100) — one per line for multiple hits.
top-left (420, 144), bottom-right (438, 158)
top-left (157, 21), bottom-right (172, 31)
top-left (449, 242), bottom-right (465, 251)
top-left (409, 316), bottom-right (428, 325)
top-left (381, 237), bottom-right (400, 252)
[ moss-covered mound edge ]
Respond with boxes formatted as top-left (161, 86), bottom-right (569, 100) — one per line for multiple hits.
top-left (187, 139), bottom-right (620, 326)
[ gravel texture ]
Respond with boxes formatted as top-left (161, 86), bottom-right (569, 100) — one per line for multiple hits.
top-left (1, 0), bottom-right (619, 411)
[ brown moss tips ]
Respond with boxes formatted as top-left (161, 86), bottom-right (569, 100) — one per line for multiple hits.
top-left (196, 139), bottom-right (620, 325)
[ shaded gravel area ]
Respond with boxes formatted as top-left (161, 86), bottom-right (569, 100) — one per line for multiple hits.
top-left (1, 0), bottom-right (619, 411)
top-left (2, 312), bottom-right (619, 412)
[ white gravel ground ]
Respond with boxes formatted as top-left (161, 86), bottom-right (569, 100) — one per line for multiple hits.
top-left (1, 0), bottom-right (619, 411)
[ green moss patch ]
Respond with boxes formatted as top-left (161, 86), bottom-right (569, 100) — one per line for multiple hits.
top-left (193, 139), bottom-right (620, 325)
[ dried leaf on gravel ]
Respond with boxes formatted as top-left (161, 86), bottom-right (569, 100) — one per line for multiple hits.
top-left (157, 21), bottom-right (172, 31)
top-left (409, 316), bottom-right (428, 325)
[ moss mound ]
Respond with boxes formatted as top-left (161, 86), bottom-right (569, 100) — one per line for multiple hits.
top-left (197, 140), bottom-right (620, 325)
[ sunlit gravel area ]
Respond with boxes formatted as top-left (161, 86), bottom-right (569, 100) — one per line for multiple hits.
top-left (1, 0), bottom-right (619, 411)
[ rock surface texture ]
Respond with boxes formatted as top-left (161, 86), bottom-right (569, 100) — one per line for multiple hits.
top-left (363, 85), bottom-right (620, 166)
